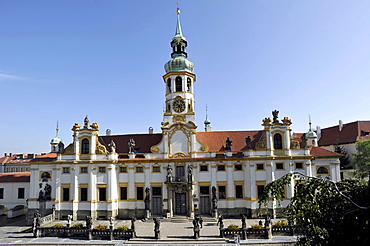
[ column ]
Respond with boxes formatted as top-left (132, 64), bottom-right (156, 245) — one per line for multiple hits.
top-left (167, 187), bottom-right (173, 217)
top-left (226, 163), bottom-right (234, 209)
top-left (71, 166), bottom-right (78, 220)
top-left (89, 166), bottom-right (97, 219)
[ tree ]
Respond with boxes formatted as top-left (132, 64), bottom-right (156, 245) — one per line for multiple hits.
top-left (353, 139), bottom-right (370, 179)
top-left (334, 144), bottom-right (351, 169)
top-left (259, 172), bottom-right (370, 245)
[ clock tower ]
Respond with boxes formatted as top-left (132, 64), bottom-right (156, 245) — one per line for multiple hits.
top-left (163, 8), bottom-right (196, 125)
top-left (151, 8), bottom-right (208, 158)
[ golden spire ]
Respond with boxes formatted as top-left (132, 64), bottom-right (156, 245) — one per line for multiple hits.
top-left (176, 2), bottom-right (180, 14)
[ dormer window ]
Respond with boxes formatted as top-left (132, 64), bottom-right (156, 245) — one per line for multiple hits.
top-left (274, 133), bottom-right (283, 150)
top-left (81, 138), bottom-right (89, 154)
top-left (175, 76), bottom-right (182, 92)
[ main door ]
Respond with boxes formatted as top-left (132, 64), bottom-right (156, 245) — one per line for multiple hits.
top-left (175, 193), bottom-right (187, 215)
top-left (152, 187), bottom-right (162, 216)
top-left (199, 186), bottom-right (211, 215)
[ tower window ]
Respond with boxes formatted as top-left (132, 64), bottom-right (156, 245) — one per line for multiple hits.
top-left (175, 76), bottom-right (182, 92)
top-left (81, 138), bottom-right (89, 154)
top-left (187, 78), bottom-right (191, 92)
top-left (273, 133), bottom-right (283, 150)
top-left (167, 78), bottom-right (171, 92)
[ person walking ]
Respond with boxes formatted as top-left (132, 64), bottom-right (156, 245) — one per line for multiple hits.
top-left (199, 216), bottom-right (203, 228)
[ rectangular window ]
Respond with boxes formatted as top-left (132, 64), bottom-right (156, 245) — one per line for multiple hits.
top-left (80, 188), bottom-right (88, 201)
top-left (120, 166), bottom-right (127, 173)
top-left (218, 186), bottom-right (226, 199)
top-left (120, 187), bottom-right (127, 200)
top-left (137, 187), bottom-right (144, 200)
top-left (18, 188), bottom-right (25, 199)
top-left (257, 185), bottom-right (265, 200)
top-left (217, 165), bottom-right (226, 171)
top-left (153, 166), bottom-right (160, 173)
top-left (80, 167), bottom-right (88, 174)
top-left (235, 185), bottom-right (243, 198)
top-left (0, 188), bottom-right (3, 199)
top-left (136, 167), bottom-right (143, 173)
top-left (295, 162), bottom-right (303, 169)
top-left (256, 164), bottom-right (264, 170)
top-left (62, 188), bottom-right (70, 201)
top-left (200, 165), bottom-right (208, 172)
top-left (98, 167), bottom-right (106, 173)
top-left (200, 186), bottom-right (210, 195)
top-left (235, 164), bottom-right (243, 171)
top-left (62, 167), bottom-right (70, 174)
top-left (276, 163), bottom-right (284, 170)
top-left (98, 188), bottom-right (107, 201)
top-left (152, 187), bottom-right (162, 196)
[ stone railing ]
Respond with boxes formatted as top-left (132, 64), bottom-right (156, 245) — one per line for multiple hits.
top-left (220, 226), bottom-right (293, 240)
top-left (39, 213), bottom-right (54, 225)
top-left (34, 227), bottom-right (135, 240)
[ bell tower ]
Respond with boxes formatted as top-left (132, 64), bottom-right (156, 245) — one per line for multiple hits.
top-left (162, 7), bottom-right (196, 126)
top-left (151, 7), bottom-right (208, 158)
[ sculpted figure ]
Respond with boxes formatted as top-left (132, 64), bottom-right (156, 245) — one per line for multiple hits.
top-left (108, 140), bottom-right (116, 153)
top-left (272, 110), bottom-right (279, 123)
top-left (225, 137), bottom-right (232, 151)
top-left (84, 116), bottom-right (89, 128)
top-left (128, 138), bottom-right (136, 153)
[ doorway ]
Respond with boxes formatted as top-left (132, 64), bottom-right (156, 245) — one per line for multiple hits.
top-left (174, 193), bottom-right (186, 215)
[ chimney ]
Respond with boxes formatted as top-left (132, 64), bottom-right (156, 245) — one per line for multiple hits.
top-left (4, 153), bottom-right (6, 157)
top-left (106, 129), bottom-right (111, 136)
top-left (27, 153), bottom-right (35, 159)
top-left (9, 153), bottom-right (12, 157)
top-left (148, 127), bottom-right (154, 134)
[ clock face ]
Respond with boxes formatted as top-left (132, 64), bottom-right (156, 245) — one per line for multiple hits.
top-left (172, 99), bottom-right (185, 113)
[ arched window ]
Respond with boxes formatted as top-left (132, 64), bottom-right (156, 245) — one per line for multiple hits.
top-left (167, 78), bottom-right (171, 92)
top-left (81, 139), bottom-right (89, 154)
top-left (175, 76), bottom-right (182, 92)
top-left (187, 78), bottom-right (191, 92)
top-left (273, 133), bottom-right (283, 149)
top-left (317, 167), bottom-right (329, 174)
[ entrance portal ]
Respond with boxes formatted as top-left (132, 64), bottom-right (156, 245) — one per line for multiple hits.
top-left (175, 193), bottom-right (186, 215)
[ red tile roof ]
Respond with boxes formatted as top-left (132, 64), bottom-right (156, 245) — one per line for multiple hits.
top-left (309, 147), bottom-right (343, 157)
top-left (196, 131), bottom-right (262, 152)
top-left (0, 155), bottom-right (35, 164)
top-left (100, 134), bottom-right (163, 153)
top-left (318, 121), bottom-right (370, 146)
top-left (29, 153), bottom-right (58, 162)
top-left (0, 172), bottom-right (30, 183)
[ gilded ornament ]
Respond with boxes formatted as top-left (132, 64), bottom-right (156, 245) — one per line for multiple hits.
top-left (90, 122), bottom-right (99, 130)
top-left (256, 132), bottom-right (267, 150)
top-left (200, 145), bottom-right (209, 152)
top-left (282, 117), bottom-right (292, 125)
top-left (173, 114), bottom-right (185, 123)
top-left (262, 117), bottom-right (272, 126)
top-left (151, 146), bottom-right (160, 154)
top-left (72, 123), bottom-right (80, 131)
top-left (290, 140), bottom-right (300, 149)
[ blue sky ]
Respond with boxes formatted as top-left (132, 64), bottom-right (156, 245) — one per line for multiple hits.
top-left (1, 0), bottom-right (370, 154)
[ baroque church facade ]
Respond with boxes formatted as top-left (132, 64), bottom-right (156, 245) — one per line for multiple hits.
top-left (27, 10), bottom-right (341, 222)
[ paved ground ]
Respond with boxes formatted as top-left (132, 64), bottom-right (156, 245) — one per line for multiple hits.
top-left (0, 216), bottom-right (296, 245)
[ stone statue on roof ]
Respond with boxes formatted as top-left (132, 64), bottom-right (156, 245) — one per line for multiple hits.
top-left (108, 140), bottom-right (116, 153)
top-left (246, 136), bottom-right (252, 149)
top-left (84, 116), bottom-right (89, 128)
top-left (128, 138), bottom-right (136, 153)
top-left (272, 110), bottom-right (279, 123)
top-left (225, 137), bottom-right (232, 151)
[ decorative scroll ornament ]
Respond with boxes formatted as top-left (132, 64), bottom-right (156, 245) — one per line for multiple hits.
top-left (290, 140), bottom-right (300, 149)
top-left (256, 132), bottom-right (267, 150)
top-left (173, 114), bottom-right (186, 123)
top-left (262, 117), bottom-right (272, 126)
top-left (95, 138), bottom-right (107, 154)
top-left (200, 145), bottom-right (209, 152)
top-left (72, 123), bottom-right (80, 131)
top-left (150, 146), bottom-right (160, 153)
top-left (282, 117), bottom-right (292, 125)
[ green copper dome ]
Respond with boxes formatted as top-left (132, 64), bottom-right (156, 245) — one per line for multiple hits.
top-left (165, 57), bottom-right (194, 73)
top-left (50, 136), bottom-right (62, 145)
top-left (305, 130), bottom-right (317, 138)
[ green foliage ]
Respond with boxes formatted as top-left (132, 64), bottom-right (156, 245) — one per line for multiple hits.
top-left (259, 173), bottom-right (370, 245)
top-left (117, 225), bottom-right (129, 231)
top-left (353, 139), bottom-right (370, 179)
top-left (94, 224), bottom-right (108, 231)
top-left (227, 224), bottom-right (239, 230)
top-left (72, 223), bottom-right (84, 228)
top-left (52, 223), bottom-right (64, 228)
top-left (251, 224), bottom-right (262, 230)
top-left (273, 221), bottom-right (288, 227)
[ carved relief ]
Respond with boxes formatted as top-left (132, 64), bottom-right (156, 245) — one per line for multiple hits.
top-left (173, 152), bottom-right (188, 158)
top-left (256, 132), bottom-right (267, 150)
top-left (173, 114), bottom-right (186, 123)
top-left (290, 140), bottom-right (300, 149)
top-left (95, 138), bottom-right (107, 154)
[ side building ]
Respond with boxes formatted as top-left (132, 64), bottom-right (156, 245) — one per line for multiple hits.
top-left (26, 9), bottom-right (341, 223)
